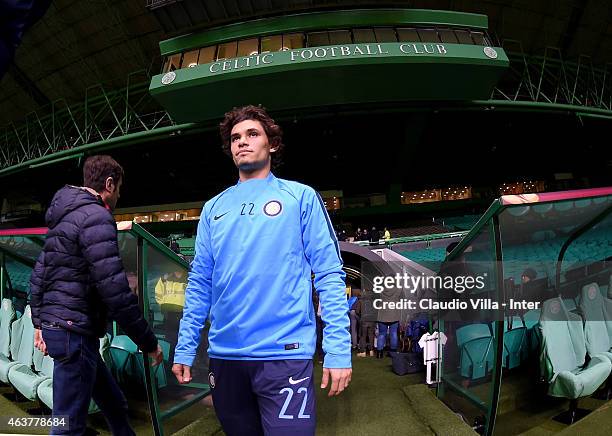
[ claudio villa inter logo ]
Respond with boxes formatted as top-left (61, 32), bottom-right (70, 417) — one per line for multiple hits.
top-left (263, 200), bottom-right (283, 217)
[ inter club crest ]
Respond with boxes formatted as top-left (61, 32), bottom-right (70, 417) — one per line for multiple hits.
top-left (263, 200), bottom-right (282, 217)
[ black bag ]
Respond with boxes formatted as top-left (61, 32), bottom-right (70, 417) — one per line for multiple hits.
top-left (391, 351), bottom-right (424, 375)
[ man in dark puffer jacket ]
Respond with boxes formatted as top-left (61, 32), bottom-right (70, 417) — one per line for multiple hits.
top-left (30, 155), bottom-right (163, 436)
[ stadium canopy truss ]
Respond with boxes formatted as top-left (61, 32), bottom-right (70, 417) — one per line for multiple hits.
top-left (1, 0), bottom-right (611, 176)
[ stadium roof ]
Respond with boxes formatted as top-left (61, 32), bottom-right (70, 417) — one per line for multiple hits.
top-left (1, 0), bottom-right (611, 126)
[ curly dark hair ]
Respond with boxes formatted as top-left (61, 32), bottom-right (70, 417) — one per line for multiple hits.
top-left (83, 155), bottom-right (124, 192)
top-left (219, 105), bottom-right (284, 169)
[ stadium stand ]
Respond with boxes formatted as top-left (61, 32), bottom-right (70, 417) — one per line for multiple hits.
top-left (389, 225), bottom-right (453, 238)
top-left (442, 215), bottom-right (481, 231)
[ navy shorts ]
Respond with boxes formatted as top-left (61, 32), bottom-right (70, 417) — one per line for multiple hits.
top-left (208, 358), bottom-right (315, 436)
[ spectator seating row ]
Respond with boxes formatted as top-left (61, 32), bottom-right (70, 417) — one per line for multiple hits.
top-left (399, 248), bottom-right (446, 272)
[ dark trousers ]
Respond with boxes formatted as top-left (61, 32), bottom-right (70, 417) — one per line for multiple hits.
top-left (358, 321), bottom-right (376, 351)
top-left (42, 325), bottom-right (135, 436)
top-left (209, 358), bottom-right (315, 436)
top-left (164, 311), bottom-right (181, 363)
top-left (377, 321), bottom-right (399, 351)
top-left (349, 310), bottom-right (359, 347)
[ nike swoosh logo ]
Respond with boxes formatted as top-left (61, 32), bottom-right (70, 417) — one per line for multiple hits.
top-left (214, 211), bottom-right (229, 220)
top-left (289, 376), bottom-right (310, 385)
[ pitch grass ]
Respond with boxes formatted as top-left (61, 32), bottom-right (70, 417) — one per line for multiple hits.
top-left (173, 356), bottom-right (472, 436)
top-left (0, 356), bottom-right (432, 435)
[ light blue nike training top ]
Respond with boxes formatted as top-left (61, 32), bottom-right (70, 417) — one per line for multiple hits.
top-left (174, 172), bottom-right (351, 369)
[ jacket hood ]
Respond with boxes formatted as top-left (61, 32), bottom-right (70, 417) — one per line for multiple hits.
top-left (45, 185), bottom-right (102, 228)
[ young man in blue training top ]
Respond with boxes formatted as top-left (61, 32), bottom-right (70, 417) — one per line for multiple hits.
top-left (172, 105), bottom-right (351, 435)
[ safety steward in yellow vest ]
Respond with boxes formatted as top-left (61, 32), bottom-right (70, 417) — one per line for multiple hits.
top-left (155, 270), bottom-right (187, 313)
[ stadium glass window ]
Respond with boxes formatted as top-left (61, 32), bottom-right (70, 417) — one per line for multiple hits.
top-left (471, 31), bottom-right (486, 45)
top-left (401, 190), bottom-right (441, 204)
top-left (198, 46), bottom-right (217, 64)
top-left (417, 28), bottom-right (440, 43)
top-left (438, 29), bottom-right (459, 44)
top-left (352, 28), bottom-right (376, 43)
top-left (374, 28), bottom-right (397, 43)
top-left (261, 35), bottom-right (282, 53)
top-left (163, 53), bottom-right (181, 72)
top-left (442, 186), bottom-right (472, 201)
top-left (237, 38), bottom-right (259, 57)
top-left (329, 30), bottom-right (352, 44)
top-left (282, 33), bottom-right (305, 50)
top-left (455, 29), bottom-right (474, 45)
top-left (307, 31), bottom-right (330, 47)
top-left (397, 27), bottom-right (420, 42)
top-left (216, 41), bottom-right (238, 60)
top-left (182, 49), bottom-right (199, 68)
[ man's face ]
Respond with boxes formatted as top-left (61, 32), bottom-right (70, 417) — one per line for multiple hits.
top-left (230, 119), bottom-right (275, 172)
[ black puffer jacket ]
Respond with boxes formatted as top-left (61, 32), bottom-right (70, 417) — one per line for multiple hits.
top-left (29, 185), bottom-right (157, 353)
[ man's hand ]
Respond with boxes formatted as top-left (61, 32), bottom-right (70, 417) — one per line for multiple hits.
top-left (148, 344), bottom-right (163, 367)
top-left (34, 328), bottom-right (47, 355)
top-left (172, 363), bottom-right (192, 384)
top-left (321, 367), bottom-right (352, 397)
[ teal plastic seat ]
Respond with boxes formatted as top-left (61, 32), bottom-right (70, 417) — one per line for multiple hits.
top-left (575, 199), bottom-right (592, 208)
top-left (6, 306), bottom-right (53, 401)
top-left (131, 340), bottom-right (169, 389)
top-left (0, 306), bottom-right (33, 384)
top-left (523, 309), bottom-right (542, 353)
top-left (110, 335), bottom-right (139, 384)
top-left (507, 206), bottom-right (530, 217)
top-left (33, 355), bottom-right (54, 408)
top-left (110, 335), bottom-right (167, 388)
top-left (456, 324), bottom-right (494, 380)
top-left (9, 347), bottom-right (50, 401)
top-left (495, 317), bottom-right (527, 369)
top-left (579, 282), bottom-right (612, 363)
top-left (563, 298), bottom-right (577, 312)
top-left (540, 297), bottom-right (611, 400)
top-left (523, 309), bottom-right (540, 330)
top-left (0, 299), bottom-right (16, 376)
top-left (554, 201), bottom-right (574, 212)
top-left (533, 204), bottom-right (553, 214)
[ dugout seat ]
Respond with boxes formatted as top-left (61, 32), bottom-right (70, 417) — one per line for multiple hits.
top-left (0, 299), bottom-right (16, 379)
top-left (456, 324), bottom-right (494, 380)
top-left (110, 335), bottom-right (168, 388)
top-left (496, 317), bottom-right (527, 369)
top-left (0, 306), bottom-right (33, 384)
top-left (9, 346), bottom-right (50, 401)
top-left (578, 283), bottom-right (612, 363)
top-left (540, 297), bottom-right (611, 424)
